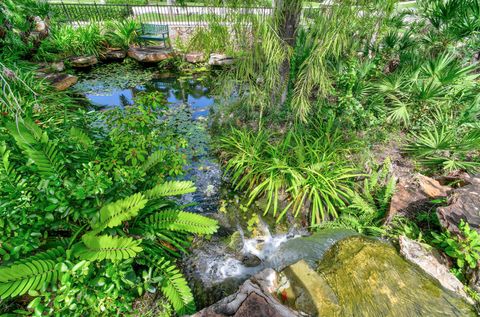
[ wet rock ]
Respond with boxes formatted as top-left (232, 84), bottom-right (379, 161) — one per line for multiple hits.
top-left (437, 175), bottom-right (480, 233)
top-left (46, 73), bottom-right (78, 91)
top-left (192, 269), bottom-right (300, 317)
top-left (128, 47), bottom-right (174, 63)
top-left (241, 253), bottom-right (262, 267)
top-left (387, 174), bottom-right (451, 221)
top-left (208, 53), bottom-right (234, 66)
top-left (105, 49), bottom-right (126, 60)
top-left (399, 236), bottom-right (471, 302)
top-left (185, 52), bottom-right (205, 63)
top-left (281, 260), bottom-right (340, 316)
top-left (70, 55), bottom-right (98, 68)
top-left (316, 236), bottom-right (475, 316)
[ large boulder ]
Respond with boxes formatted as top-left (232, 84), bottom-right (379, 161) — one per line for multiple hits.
top-left (399, 236), bottom-right (471, 302)
top-left (70, 55), bottom-right (98, 68)
top-left (314, 236), bottom-right (475, 316)
top-left (208, 53), bottom-right (234, 66)
top-left (437, 175), bottom-right (480, 233)
top-left (386, 174), bottom-right (451, 221)
top-left (192, 269), bottom-right (300, 317)
top-left (128, 47), bottom-right (173, 63)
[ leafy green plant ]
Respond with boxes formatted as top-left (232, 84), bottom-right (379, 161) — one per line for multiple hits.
top-left (432, 220), bottom-right (480, 279)
top-left (315, 159), bottom-right (395, 235)
top-left (219, 118), bottom-right (358, 226)
top-left (405, 109), bottom-right (480, 173)
top-left (37, 23), bottom-right (106, 60)
top-left (105, 19), bottom-right (140, 50)
top-left (0, 117), bottom-right (217, 315)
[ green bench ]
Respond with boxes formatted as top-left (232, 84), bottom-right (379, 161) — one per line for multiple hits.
top-left (138, 23), bottom-right (170, 48)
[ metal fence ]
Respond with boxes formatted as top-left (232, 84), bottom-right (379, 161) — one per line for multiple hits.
top-left (48, 2), bottom-right (274, 26)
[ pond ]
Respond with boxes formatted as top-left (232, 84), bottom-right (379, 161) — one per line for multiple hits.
top-left (73, 61), bottom-right (222, 214)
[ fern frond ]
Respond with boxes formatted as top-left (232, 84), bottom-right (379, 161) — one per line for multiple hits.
top-left (349, 193), bottom-right (376, 215)
top-left (73, 234), bottom-right (142, 261)
top-left (23, 137), bottom-right (64, 178)
top-left (6, 120), bottom-right (64, 178)
top-left (144, 181), bottom-right (196, 199)
top-left (141, 150), bottom-right (166, 172)
top-left (381, 176), bottom-right (397, 209)
top-left (5, 119), bottom-right (41, 148)
top-left (0, 247), bottom-right (64, 299)
top-left (95, 193), bottom-right (148, 230)
top-left (153, 257), bottom-right (195, 315)
top-left (0, 143), bottom-right (21, 185)
top-left (69, 127), bottom-right (93, 149)
top-left (142, 210), bottom-right (218, 235)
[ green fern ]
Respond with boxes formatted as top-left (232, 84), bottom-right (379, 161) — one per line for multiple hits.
top-left (0, 143), bottom-right (22, 185)
top-left (152, 256), bottom-right (195, 315)
top-left (144, 181), bottom-right (196, 199)
top-left (6, 121), bottom-right (65, 178)
top-left (141, 150), bottom-right (167, 172)
top-left (74, 235), bottom-right (142, 261)
top-left (141, 210), bottom-right (218, 235)
top-left (69, 127), bottom-right (93, 149)
top-left (0, 247), bottom-right (64, 299)
top-left (23, 137), bottom-right (64, 178)
top-left (95, 193), bottom-right (148, 230)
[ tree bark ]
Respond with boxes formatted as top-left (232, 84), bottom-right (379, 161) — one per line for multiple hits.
top-left (274, 0), bottom-right (302, 106)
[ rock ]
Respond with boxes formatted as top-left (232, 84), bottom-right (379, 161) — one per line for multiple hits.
top-left (387, 174), bottom-right (451, 221)
top-left (399, 236), bottom-right (471, 302)
top-left (437, 175), bottom-right (480, 233)
top-left (185, 52), bottom-right (205, 63)
top-left (43, 73), bottom-right (78, 91)
top-left (70, 55), bottom-right (98, 68)
top-left (281, 260), bottom-right (340, 316)
top-left (192, 269), bottom-right (299, 317)
top-left (38, 61), bottom-right (65, 73)
top-left (315, 236), bottom-right (475, 316)
top-left (105, 49), bottom-right (126, 61)
top-left (127, 47), bottom-right (174, 63)
top-left (241, 253), bottom-right (262, 267)
top-left (33, 16), bottom-right (47, 32)
top-left (208, 53), bottom-right (234, 66)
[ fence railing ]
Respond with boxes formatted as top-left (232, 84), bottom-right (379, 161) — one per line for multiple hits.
top-left (48, 3), bottom-right (275, 26)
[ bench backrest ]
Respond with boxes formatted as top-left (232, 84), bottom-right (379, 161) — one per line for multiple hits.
top-left (141, 23), bottom-right (169, 35)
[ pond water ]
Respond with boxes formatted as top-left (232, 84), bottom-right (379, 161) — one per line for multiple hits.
top-left (73, 62), bottom-right (221, 213)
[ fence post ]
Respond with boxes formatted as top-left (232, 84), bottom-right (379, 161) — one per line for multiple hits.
top-left (60, 1), bottom-right (72, 24)
top-left (93, 1), bottom-right (101, 22)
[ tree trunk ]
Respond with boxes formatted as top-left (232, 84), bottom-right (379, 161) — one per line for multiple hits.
top-left (274, 0), bottom-right (302, 106)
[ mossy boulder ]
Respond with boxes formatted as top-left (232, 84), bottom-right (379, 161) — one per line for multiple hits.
top-left (313, 236), bottom-right (476, 316)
